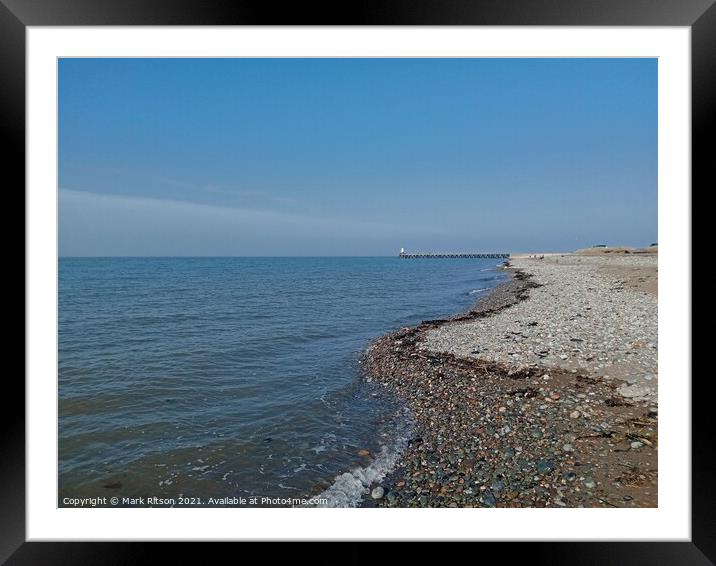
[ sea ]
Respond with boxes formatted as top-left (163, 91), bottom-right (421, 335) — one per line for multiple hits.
top-left (59, 257), bottom-right (507, 507)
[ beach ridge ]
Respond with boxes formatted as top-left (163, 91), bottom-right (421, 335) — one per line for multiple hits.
top-left (363, 253), bottom-right (658, 508)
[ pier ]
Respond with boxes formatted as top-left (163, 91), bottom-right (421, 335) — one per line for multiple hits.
top-left (398, 250), bottom-right (510, 259)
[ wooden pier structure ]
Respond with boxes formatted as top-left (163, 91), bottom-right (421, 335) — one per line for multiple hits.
top-left (399, 251), bottom-right (510, 259)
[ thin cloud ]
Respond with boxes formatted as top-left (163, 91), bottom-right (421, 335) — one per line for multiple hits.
top-left (59, 189), bottom-right (441, 256)
top-left (200, 185), bottom-right (296, 205)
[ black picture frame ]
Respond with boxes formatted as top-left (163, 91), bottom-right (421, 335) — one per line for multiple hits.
top-left (6, 0), bottom-right (708, 561)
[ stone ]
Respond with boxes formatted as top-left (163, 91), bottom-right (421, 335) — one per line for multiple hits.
top-left (630, 441), bottom-right (644, 450)
top-left (618, 384), bottom-right (650, 399)
top-left (491, 479), bottom-right (505, 495)
top-left (536, 459), bottom-right (554, 474)
top-left (371, 486), bottom-right (384, 499)
top-left (583, 478), bottom-right (597, 489)
top-left (480, 490), bottom-right (497, 507)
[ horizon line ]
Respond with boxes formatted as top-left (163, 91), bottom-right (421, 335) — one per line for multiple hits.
top-left (58, 252), bottom-right (568, 259)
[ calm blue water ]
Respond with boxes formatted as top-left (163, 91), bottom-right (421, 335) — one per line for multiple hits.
top-left (59, 257), bottom-right (506, 506)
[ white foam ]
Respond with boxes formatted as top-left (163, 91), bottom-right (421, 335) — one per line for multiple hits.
top-left (468, 287), bottom-right (489, 295)
top-left (308, 407), bottom-right (415, 508)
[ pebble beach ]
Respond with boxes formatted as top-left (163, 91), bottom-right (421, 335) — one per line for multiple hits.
top-left (362, 251), bottom-right (658, 508)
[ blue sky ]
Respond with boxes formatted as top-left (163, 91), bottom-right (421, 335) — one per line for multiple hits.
top-left (59, 58), bottom-right (657, 256)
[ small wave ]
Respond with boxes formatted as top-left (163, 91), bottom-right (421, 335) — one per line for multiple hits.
top-left (307, 407), bottom-right (415, 508)
top-left (468, 287), bottom-right (489, 295)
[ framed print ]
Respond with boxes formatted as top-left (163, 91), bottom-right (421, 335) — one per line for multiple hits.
top-left (6, 0), bottom-right (710, 560)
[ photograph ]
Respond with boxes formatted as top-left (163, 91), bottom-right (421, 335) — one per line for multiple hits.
top-left (6, 5), bottom-right (706, 555)
top-left (57, 56), bottom-right (659, 509)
